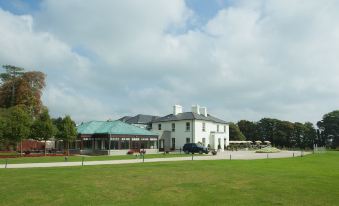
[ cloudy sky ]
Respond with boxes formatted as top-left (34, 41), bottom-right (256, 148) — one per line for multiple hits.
top-left (0, 0), bottom-right (338, 124)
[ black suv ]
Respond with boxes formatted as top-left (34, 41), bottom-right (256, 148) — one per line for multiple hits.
top-left (183, 143), bottom-right (209, 154)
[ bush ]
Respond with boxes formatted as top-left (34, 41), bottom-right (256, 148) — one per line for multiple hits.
top-left (255, 147), bottom-right (281, 153)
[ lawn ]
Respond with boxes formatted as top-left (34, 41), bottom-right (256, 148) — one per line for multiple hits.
top-left (0, 152), bottom-right (338, 206)
top-left (0, 153), bottom-right (200, 164)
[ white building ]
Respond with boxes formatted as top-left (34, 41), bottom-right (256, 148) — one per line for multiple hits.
top-left (151, 105), bottom-right (229, 151)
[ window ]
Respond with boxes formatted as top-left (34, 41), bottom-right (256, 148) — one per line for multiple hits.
top-left (171, 138), bottom-right (175, 150)
top-left (217, 124), bottom-right (219, 132)
top-left (186, 122), bottom-right (190, 131)
top-left (120, 138), bottom-right (130, 149)
top-left (202, 122), bottom-right (206, 132)
top-left (186, 138), bottom-right (190, 143)
top-left (110, 140), bottom-right (119, 150)
top-left (224, 125), bottom-right (226, 132)
top-left (202, 138), bottom-right (206, 146)
top-left (158, 124), bottom-right (161, 130)
top-left (172, 123), bottom-right (175, 132)
top-left (149, 140), bottom-right (157, 149)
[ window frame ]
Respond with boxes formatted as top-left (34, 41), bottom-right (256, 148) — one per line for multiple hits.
top-left (172, 123), bottom-right (175, 132)
top-left (186, 122), bottom-right (190, 132)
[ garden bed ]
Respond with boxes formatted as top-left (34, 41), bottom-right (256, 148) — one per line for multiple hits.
top-left (255, 147), bottom-right (281, 153)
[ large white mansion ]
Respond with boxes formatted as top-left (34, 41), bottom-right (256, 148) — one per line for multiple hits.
top-left (118, 104), bottom-right (230, 153)
top-left (151, 105), bottom-right (229, 151)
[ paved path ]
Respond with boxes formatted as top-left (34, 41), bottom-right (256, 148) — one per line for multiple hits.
top-left (0, 150), bottom-right (309, 169)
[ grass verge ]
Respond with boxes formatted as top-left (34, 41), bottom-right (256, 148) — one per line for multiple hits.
top-left (0, 152), bottom-right (338, 205)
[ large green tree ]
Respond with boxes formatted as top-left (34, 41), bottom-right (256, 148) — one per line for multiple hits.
top-left (257, 118), bottom-right (278, 143)
top-left (303, 122), bottom-right (317, 148)
top-left (229, 123), bottom-right (246, 141)
top-left (3, 106), bottom-right (32, 155)
top-left (54, 115), bottom-right (77, 155)
top-left (30, 109), bottom-right (56, 155)
top-left (237, 120), bottom-right (258, 141)
top-left (274, 121), bottom-right (294, 147)
top-left (317, 110), bottom-right (339, 148)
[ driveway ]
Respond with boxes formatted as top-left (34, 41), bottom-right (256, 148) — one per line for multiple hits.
top-left (0, 150), bottom-right (309, 169)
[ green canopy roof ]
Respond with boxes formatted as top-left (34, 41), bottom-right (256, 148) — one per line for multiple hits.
top-left (77, 120), bottom-right (158, 136)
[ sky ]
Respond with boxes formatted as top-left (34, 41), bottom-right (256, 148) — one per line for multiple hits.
top-left (0, 0), bottom-right (339, 124)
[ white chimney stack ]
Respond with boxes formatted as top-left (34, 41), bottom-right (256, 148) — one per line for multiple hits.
top-left (199, 106), bottom-right (207, 117)
top-left (173, 105), bottom-right (183, 115)
top-left (191, 104), bottom-right (200, 114)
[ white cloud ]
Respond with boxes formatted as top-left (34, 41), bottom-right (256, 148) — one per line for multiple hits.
top-left (1, 0), bottom-right (339, 124)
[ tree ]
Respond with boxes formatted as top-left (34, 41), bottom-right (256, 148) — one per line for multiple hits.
top-left (16, 71), bottom-right (46, 117)
top-left (3, 106), bottom-right (32, 155)
top-left (274, 121), bottom-right (294, 147)
top-left (0, 108), bottom-right (8, 150)
top-left (257, 118), bottom-right (277, 143)
top-left (30, 109), bottom-right (56, 155)
top-left (0, 65), bottom-right (24, 107)
top-left (229, 122), bottom-right (245, 141)
top-left (303, 122), bottom-right (317, 148)
top-left (237, 120), bottom-right (258, 141)
top-left (0, 65), bottom-right (45, 117)
top-left (317, 110), bottom-right (339, 148)
top-left (55, 115), bottom-right (77, 155)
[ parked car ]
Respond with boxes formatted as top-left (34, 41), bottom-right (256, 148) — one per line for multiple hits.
top-left (183, 143), bottom-right (209, 154)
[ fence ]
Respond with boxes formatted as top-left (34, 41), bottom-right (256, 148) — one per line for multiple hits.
top-left (313, 146), bottom-right (326, 153)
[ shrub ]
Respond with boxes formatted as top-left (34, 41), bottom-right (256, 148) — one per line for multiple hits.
top-left (255, 147), bottom-right (281, 153)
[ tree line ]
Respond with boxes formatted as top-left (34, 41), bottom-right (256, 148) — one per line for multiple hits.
top-left (229, 111), bottom-right (339, 149)
top-left (0, 65), bottom-right (77, 155)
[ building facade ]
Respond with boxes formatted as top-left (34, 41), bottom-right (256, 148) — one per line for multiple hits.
top-left (77, 120), bottom-right (159, 155)
top-left (151, 105), bottom-right (229, 151)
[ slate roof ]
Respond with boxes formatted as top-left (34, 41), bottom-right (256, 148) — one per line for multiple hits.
top-left (119, 114), bottom-right (160, 124)
top-left (77, 120), bottom-right (158, 136)
top-left (119, 116), bottom-right (132, 122)
top-left (152, 112), bottom-right (228, 124)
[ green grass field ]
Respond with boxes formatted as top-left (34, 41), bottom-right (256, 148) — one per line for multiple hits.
top-left (0, 153), bottom-right (200, 164)
top-left (0, 152), bottom-right (338, 206)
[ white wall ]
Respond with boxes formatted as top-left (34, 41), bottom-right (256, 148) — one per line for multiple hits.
top-left (195, 120), bottom-right (229, 150)
top-left (152, 120), bottom-right (193, 149)
top-left (152, 120), bottom-right (229, 150)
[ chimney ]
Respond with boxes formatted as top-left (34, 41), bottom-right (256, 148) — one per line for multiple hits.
top-left (173, 105), bottom-right (183, 115)
top-left (199, 106), bottom-right (207, 117)
top-left (191, 104), bottom-right (200, 114)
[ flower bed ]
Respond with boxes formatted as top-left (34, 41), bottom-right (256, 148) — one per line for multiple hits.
top-left (255, 147), bottom-right (281, 153)
top-left (0, 153), bottom-right (69, 158)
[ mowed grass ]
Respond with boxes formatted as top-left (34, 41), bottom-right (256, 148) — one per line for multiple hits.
top-left (0, 152), bottom-right (338, 206)
top-left (0, 153), bottom-right (200, 164)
